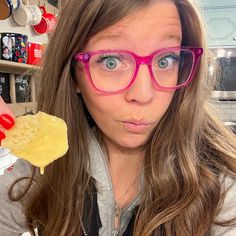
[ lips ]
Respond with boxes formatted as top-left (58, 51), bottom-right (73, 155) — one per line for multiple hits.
top-left (122, 119), bottom-right (152, 132)
top-left (123, 119), bottom-right (149, 125)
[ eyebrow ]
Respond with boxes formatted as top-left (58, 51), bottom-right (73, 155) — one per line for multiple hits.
top-left (91, 34), bottom-right (123, 44)
top-left (163, 33), bottom-right (182, 43)
top-left (92, 33), bottom-right (181, 44)
top-left (90, 23), bottom-right (182, 45)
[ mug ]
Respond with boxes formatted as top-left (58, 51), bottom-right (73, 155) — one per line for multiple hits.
top-left (0, 33), bottom-right (13, 61)
top-left (33, 6), bottom-right (56, 34)
top-left (0, 73), bottom-right (11, 103)
top-left (12, 33), bottom-right (28, 63)
top-left (27, 42), bottom-right (42, 65)
top-left (0, 0), bottom-right (20, 20)
top-left (12, 0), bottom-right (42, 26)
top-left (0, 0), bottom-right (13, 20)
top-left (15, 74), bottom-right (32, 103)
top-left (0, 33), bottom-right (28, 63)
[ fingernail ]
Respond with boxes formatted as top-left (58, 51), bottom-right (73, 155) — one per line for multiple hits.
top-left (0, 114), bottom-right (15, 130)
top-left (7, 165), bottom-right (14, 172)
top-left (0, 130), bottom-right (6, 140)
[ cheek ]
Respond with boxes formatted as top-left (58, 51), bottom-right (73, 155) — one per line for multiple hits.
top-left (155, 90), bottom-right (175, 113)
top-left (85, 96), bottom-right (113, 118)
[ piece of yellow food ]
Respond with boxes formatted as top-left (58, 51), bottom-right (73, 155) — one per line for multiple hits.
top-left (1, 111), bottom-right (68, 174)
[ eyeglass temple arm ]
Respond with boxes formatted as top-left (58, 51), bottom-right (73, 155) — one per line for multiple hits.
top-left (75, 53), bottom-right (90, 63)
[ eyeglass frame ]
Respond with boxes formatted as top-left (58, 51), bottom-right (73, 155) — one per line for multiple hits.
top-left (74, 46), bottom-right (203, 94)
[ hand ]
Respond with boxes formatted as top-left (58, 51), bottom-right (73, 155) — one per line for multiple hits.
top-left (0, 97), bottom-right (15, 144)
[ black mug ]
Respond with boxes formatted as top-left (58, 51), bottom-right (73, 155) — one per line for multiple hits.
top-left (0, 32), bottom-right (28, 63)
top-left (0, 33), bottom-right (13, 61)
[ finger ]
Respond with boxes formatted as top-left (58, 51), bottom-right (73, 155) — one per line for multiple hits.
top-left (0, 114), bottom-right (15, 130)
top-left (0, 130), bottom-right (6, 140)
top-left (0, 97), bottom-right (15, 120)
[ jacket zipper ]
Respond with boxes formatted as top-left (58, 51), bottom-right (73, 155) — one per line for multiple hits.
top-left (80, 217), bottom-right (87, 236)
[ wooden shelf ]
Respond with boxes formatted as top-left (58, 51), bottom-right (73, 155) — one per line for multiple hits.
top-left (8, 102), bottom-right (37, 117)
top-left (0, 67), bottom-right (38, 116)
top-left (0, 60), bottom-right (39, 73)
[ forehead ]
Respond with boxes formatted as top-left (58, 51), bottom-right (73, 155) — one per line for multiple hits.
top-left (86, 0), bottom-right (182, 53)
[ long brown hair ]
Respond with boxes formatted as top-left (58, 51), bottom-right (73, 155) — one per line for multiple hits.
top-left (9, 0), bottom-right (236, 235)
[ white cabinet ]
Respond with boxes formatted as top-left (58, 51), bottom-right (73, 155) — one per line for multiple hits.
top-left (195, 0), bottom-right (236, 47)
top-left (197, 0), bottom-right (236, 7)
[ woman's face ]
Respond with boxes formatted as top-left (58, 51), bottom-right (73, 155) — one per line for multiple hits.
top-left (76, 0), bottom-right (182, 152)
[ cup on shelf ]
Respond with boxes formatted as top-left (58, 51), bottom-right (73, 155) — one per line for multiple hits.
top-left (33, 6), bottom-right (56, 34)
top-left (0, 73), bottom-right (11, 103)
top-left (0, 33), bottom-right (13, 61)
top-left (0, 33), bottom-right (28, 63)
top-left (15, 74), bottom-right (32, 103)
top-left (27, 42), bottom-right (42, 65)
top-left (12, 33), bottom-right (28, 63)
top-left (12, 0), bottom-right (42, 26)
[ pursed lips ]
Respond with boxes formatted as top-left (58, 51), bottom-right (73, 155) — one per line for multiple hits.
top-left (122, 118), bottom-right (151, 125)
top-left (121, 118), bottom-right (153, 132)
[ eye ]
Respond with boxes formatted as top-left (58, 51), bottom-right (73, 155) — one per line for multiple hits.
top-left (153, 52), bottom-right (179, 71)
top-left (96, 54), bottom-right (123, 71)
top-left (105, 58), bottom-right (118, 70)
top-left (158, 55), bottom-right (178, 69)
top-left (158, 58), bottom-right (169, 68)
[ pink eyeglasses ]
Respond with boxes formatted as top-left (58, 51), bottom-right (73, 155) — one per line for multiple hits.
top-left (75, 46), bottom-right (203, 94)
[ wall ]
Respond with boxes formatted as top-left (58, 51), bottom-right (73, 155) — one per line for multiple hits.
top-left (0, 18), bottom-right (48, 44)
top-left (0, 0), bottom-right (57, 43)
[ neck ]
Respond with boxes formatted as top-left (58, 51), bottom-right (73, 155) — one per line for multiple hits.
top-left (102, 135), bottom-right (145, 176)
top-left (101, 133), bottom-right (144, 210)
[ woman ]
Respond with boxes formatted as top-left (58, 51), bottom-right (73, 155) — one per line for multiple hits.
top-left (1, 0), bottom-right (236, 235)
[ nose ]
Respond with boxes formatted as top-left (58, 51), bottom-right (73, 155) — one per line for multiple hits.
top-left (124, 64), bottom-right (154, 104)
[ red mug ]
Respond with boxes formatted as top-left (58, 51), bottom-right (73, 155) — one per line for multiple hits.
top-left (27, 42), bottom-right (42, 65)
top-left (32, 6), bottom-right (56, 34)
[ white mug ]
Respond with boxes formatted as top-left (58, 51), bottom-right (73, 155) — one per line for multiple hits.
top-left (12, 0), bottom-right (42, 26)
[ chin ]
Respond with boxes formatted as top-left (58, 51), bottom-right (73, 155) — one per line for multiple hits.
top-left (101, 129), bottom-right (151, 151)
top-left (118, 135), bottom-right (149, 149)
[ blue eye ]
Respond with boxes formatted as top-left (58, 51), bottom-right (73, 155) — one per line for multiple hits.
top-left (157, 54), bottom-right (179, 70)
top-left (96, 54), bottom-right (122, 71)
top-left (105, 58), bottom-right (117, 70)
top-left (158, 58), bottom-right (169, 68)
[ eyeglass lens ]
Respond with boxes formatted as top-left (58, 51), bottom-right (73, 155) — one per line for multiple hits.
top-left (88, 49), bottom-right (194, 92)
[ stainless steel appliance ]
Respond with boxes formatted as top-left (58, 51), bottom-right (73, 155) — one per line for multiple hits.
top-left (224, 121), bottom-right (236, 134)
top-left (210, 48), bottom-right (236, 100)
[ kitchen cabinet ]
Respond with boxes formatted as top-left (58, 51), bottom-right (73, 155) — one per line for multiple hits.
top-left (197, 0), bottom-right (236, 7)
top-left (195, 0), bottom-right (236, 47)
top-left (0, 60), bottom-right (38, 116)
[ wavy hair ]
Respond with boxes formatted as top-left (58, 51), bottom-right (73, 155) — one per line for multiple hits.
top-left (8, 0), bottom-right (236, 235)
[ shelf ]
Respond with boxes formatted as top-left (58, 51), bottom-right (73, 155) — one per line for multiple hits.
top-left (0, 60), bottom-right (40, 73)
top-left (8, 102), bottom-right (37, 117)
